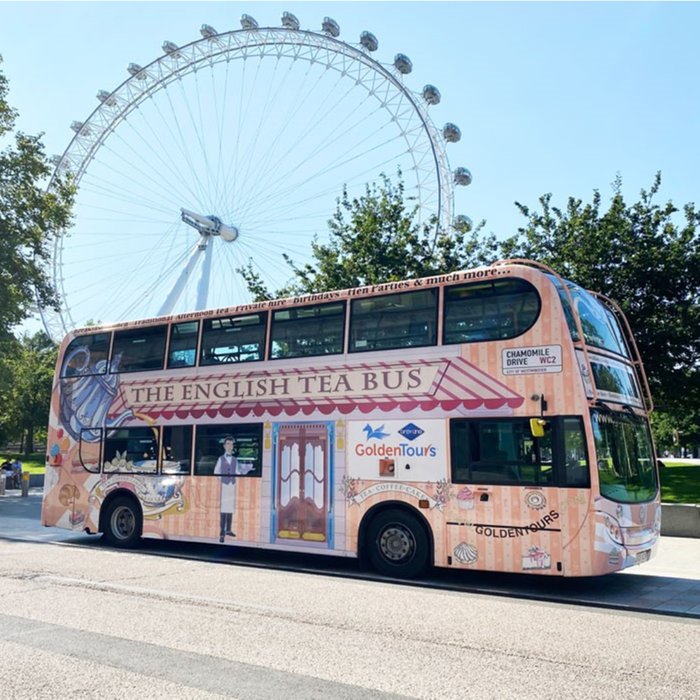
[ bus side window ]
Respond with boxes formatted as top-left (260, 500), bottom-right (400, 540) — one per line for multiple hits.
top-left (270, 302), bottom-right (345, 359)
top-left (60, 332), bottom-right (111, 378)
top-left (350, 289), bottom-right (437, 353)
top-left (162, 426), bottom-right (193, 474)
top-left (111, 325), bottom-right (167, 373)
top-left (443, 278), bottom-right (540, 345)
top-left (450, 419), bottom-right (552, 486)
top-left (168, 321), bottom-right (199, 369)
top-left (562, 417), bottom-right (590, 487)
top-left (103, 427), bottom-right (159, 474)
top-left (200, 313), bottom-right (266, 365)
top-left (194, 424), bottom-right (263, 477)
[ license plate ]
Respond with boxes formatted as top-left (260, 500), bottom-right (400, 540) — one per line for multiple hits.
top-left (636, 549), bottom-right (651, 564)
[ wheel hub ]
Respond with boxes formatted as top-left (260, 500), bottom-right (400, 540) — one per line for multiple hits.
top-left (380, 525), bottom-right (414, 561)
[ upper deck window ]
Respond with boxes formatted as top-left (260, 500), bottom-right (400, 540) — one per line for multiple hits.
top-left (167, 321), bottom-right (199, 369)
top-left (111, 325), bottom-right (167, 373)
top-left (443, 278), bottom-right (540, 344)
top-left (60, 332), bottom-right (111, 378)
top-left (201, 313), bottom-right (266, 365)
top-left (549, 276), bottom-right (630, 358)
top-left (350, 289), bottom-right (437, 353)
top-left (271, 302), bottom-right (345, 359)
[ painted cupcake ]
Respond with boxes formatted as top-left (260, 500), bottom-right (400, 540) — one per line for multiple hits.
top-left (456, 486), bottom-right (475, 510)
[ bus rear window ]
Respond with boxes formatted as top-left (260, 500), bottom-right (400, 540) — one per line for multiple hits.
top-left (350, 289), bottom-right (437, 352)
top-left (61, 332), bottom-right (111, 377)
top-left (443, 278), bottom-right (540, 344)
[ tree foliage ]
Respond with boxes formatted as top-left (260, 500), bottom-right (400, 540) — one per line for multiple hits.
top-left (501, 173), bottom-right (700, 444)
top-left (240, 173), bottom-right (497, 300)
top-left (0, 331), bottom-right (57, 453)
top-left (0, 56), bottom-right (75, 340)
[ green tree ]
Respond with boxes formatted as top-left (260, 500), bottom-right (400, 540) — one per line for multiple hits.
top-left (0, 331), bottom-right (57, 454)
top-left (0, 56), bottom-right (75, 340)
top-left (240, 173), bottom-right (497, 300)
top-left (501, 173), bottom-right (700, 437)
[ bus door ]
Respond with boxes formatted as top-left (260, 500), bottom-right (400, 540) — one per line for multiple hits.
top-left (275, 423), bottom-right (329, 543)
top-left (449, 418), bottom-right (563, 574)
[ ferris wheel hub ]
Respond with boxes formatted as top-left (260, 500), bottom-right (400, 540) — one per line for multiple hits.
top-left (180, 208), bottom-right (239, 243)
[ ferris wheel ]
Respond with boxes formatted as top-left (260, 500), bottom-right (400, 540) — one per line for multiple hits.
top-left (44, 11), bottom-right (472, 341)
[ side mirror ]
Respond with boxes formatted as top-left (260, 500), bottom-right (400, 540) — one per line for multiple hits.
top-left (530, 418), bottom-right (548, 438)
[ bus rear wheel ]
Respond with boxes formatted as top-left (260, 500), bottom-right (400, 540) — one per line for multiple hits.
top-left (103, 496), bottom-right (142, 548)
top-left (366, 509), bottom-right (430, 579)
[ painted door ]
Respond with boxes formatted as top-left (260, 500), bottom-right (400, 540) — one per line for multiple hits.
top-left (276, 423), bottom-right (329, 542)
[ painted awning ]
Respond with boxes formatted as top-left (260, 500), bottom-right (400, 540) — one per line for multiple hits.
top-left (108, 357), bottom-right (524, 421)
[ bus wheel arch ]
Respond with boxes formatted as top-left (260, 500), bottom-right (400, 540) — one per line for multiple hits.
top-left (100, 490), bottom-right (143, 548)
top-left (359, 502), bottom-right (433, 579)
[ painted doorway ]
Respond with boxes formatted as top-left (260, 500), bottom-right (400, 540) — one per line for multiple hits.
top-left (275, 423), bottom-right (329, 542)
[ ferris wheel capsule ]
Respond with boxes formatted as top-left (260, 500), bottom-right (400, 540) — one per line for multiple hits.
top-left (127, 63), bottom-right (144, 78)
top-left (443, 123), bottom-right (461, 143)
top-left (360, 31), bottom-right (379, 52)
top-left (70, 121), bottom-right (88, 135)
top-left (240, 14), bottom-right (258, 30)
top-left (282, 12), bottom-right (300, 30)
top-left (454, 167), bottom-right (473, 186)
top-left (423, 85), bottom-right (441, 105)
top-left (162, 41), bottom-right (180, 56)
top-left (96, 90), bottom-right (116, 106)
top-left (394, 54), bottom-right (412, 74)
top-left (321, 17), bottom-right (340, 37)
top-left (200, 24), bottom-right (218, 39)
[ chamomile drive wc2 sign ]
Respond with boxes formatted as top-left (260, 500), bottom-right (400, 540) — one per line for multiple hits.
top-left (502, 345), bottom-right (562, 375)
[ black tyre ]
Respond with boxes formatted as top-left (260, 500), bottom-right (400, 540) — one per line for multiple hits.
top-left (365, 508), bottom-right (430, 578)
top-left (102, 496), bottom-right (142, 548)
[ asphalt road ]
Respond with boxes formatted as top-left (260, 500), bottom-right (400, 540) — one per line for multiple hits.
top-left (1, 494), bottom-right (700, 698)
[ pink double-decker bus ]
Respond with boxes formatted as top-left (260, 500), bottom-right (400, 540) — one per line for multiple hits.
top-left (42, 259), bottom-right (660, 577)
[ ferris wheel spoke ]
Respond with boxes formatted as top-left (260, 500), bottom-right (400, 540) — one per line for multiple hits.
top-left (133, 96), bottom-right (215, 211)
top-left (241, 130), bottom-right (409, 223)
top-left (210, 60), bottom-right (233, 215)
top-left (108, 109), bottom-right (208, 210)
top-left (239, 77), bottom-right (375, 215)
top-left (79, 158), bottom-right (185, 217)
top-left (229, 57), bottom-right (289, 209)
top-left (240, 101), bottom-right (405, 216)
top-left (234, 58), bottom-right (349, 210)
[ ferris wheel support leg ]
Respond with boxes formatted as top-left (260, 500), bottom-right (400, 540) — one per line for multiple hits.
top-left (196, 239), bottom-right (214, 311)
top-left (157, 241), bottom-right (206, 316)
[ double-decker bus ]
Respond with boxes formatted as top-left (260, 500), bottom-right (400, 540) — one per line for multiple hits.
top-left (42, 259), bottom-right (660, 577)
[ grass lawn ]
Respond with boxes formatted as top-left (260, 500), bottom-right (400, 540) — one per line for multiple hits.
top-left (0, 452), bottom-right (46, 475)
top-left (659, 460), bottom-right (700, 504)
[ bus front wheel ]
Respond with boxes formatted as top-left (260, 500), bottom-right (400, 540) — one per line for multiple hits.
top-left (102, 496), bottom-right (142, 548)
top-left (366, 509), bottom-right (430, 579)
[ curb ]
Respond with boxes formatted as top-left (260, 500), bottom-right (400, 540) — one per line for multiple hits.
top-left (661, 504), bottom-right (700, 538)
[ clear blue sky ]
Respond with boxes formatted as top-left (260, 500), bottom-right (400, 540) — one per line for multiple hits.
top-left (1, 1), bottom-right (699, 330)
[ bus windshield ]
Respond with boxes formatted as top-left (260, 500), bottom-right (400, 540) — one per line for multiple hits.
top-left (548, 276), bottom-right (629, 358)
top-left (591, 409), bottom-right (657, 503)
